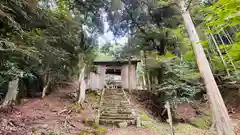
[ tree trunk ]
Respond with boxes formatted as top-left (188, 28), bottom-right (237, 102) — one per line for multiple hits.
top-left (208, 27), bottom-right (230, 76)
top-left (1, 79), bottom-right (19, 107)
top-left (128, 57), bottom-right (132, 92)
top-left (42, 74), bottom-right (51, 97)
top-left (140, 50), bottom-right (147, 89)
top-left (77, 63), bottom-right (86, 104)
top-left (180, 1), bottom-right (235, 135)
top-left (152, 75), bottom-right (158, 92)
top-left (145, 51), bottom-right (151, 91)
top-left (147, 72), bottom-right (151, 91)
top-left (165, 101), bottom-right (174, 135)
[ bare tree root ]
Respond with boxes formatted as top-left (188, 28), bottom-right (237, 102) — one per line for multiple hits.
top-left (58, 109), bottom-right (68, 115)
top-left (58, 108), bottom-right (74, 115)
top-left (140, 100), bottom-right (162, 109)
top-left (64, 115), bottom-right (79, 129)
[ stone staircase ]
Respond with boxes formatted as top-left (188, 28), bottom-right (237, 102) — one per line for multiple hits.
top-left (97, 88), bottom-right (137, 126)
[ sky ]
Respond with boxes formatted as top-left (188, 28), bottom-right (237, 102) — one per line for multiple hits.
top-left (97, 12), bottom-right (128, 46)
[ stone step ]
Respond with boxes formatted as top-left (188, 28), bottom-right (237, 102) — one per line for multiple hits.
top-left (102, 100), bottom-right (129, 103)
top-left (101, 106), bottom-right (130, 109)
top-left (103, 99), bottom-right (128, 102)
top-left (101, 106), bottom-right (132, 110)
top-left (104, 90), bottom-right (123, 92)
top-left (99, 118), bottom-right (135, 124)
top-left (101, 107), bottom-right (132, 110)
top-left (101, 105), bottom-right (132, 109)
top-left (102, 103), bottom-right (129, 106)
top-left (104, 90), bottom-right (122, 92)
top-left (101, 110), bottom-right (132, 114)
top-left (103, 93), bottom-right (124, 97)
top-left (102, 99), bottom-right (127, 102)
top-left (102, 101), bottom-right (130, 104)
top-left (103, 96), bottom-right (125, 98)
top-left (101, 113), bottom-right (133, 117)
top-left (98, 89), bottom-right (136, 127)
top-left (102, 97), bottom-right (126, 100)
top-left (100, 116), bottom-right (135, 120)
top-left (102, 103), bottom-right (131, 106)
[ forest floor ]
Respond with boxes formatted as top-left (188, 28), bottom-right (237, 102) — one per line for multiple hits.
top-left (0, 83), bottom-right (240, 135)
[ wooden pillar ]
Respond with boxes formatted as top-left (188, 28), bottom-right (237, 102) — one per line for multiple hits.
top-left (131, 64), bottom-right (137, 89)
top-left (121, 64), bottom-right (128, 89)
top-left (98, 65), bottom-right (106, 89)
top-left (121, 64), bottom-right (137, 89)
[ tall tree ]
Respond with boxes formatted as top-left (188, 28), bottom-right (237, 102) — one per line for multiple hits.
top-left (179, 1), bottom-right (234, 134)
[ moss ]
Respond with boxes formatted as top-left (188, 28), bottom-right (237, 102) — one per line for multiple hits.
top-left (79, 130), bottom-right (92, 135)
top-left (142, 123), bottom-right (154, 129)
top-left (140, 111), bottom-right (151, 121)
top-left (78, 126), bottom-right (107, 135)
top-left (48, 132), bottom-right (58, 135)
top-left (189, 115), bottom-right (212, 129)
top-left (86, 91), bottom-right (100, 103)
top-left (175, 123), bottom-right (198, 132)
top-left (71, 103), bottom-right (84, 112)
top-left (92, 127), bottom-right (107, 135)
top-left (140, 114), bottom-right (151, 121)
top-left (87, 120), bottom-right (98, 128)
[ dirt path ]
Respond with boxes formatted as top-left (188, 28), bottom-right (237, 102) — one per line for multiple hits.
top-left (0, 85), bottom-right (239, 135)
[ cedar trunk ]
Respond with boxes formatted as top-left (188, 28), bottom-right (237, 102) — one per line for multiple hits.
top-left (1, 79), bottom-right (19, 107)
top-left (77, 63), bottom-right (86, 104)
top-left (180, 1), bottom-right (235, 135)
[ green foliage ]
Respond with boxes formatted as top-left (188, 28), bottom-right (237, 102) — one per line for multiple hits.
top-left (157, 57), bottom-right (203, 105)
top-left (203, 0), bottom-right (240, 79)
top-left (0, 0), bottom-right (103, 101)
top-left (184, 51), bottom-right (195, 61)
top-left (204, 0), bottom-right (240, 30)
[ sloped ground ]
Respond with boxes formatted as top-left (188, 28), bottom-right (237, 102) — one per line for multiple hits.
top-left (0, 84), bottom-right (159, 135)
top-left (130, 100), bottom-right (215, 135)
top-left (130, 92), bottom-right (240, 135)
top-left (0, 83), bottom-right (98, 135)
top-left (0, 84), bottom-right (239, 135)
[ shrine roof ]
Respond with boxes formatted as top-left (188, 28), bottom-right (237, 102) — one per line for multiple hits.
top-left (93, 59), bottom-right (140, 65)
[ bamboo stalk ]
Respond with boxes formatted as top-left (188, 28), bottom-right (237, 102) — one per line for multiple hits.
top-left (217, 33), bottom-right (237, 72)
top-left (208, 27), bottom-right (231, 76)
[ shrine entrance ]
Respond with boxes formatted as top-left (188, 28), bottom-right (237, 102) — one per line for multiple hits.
top-left (87, 60), bottom-right (139, 90)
